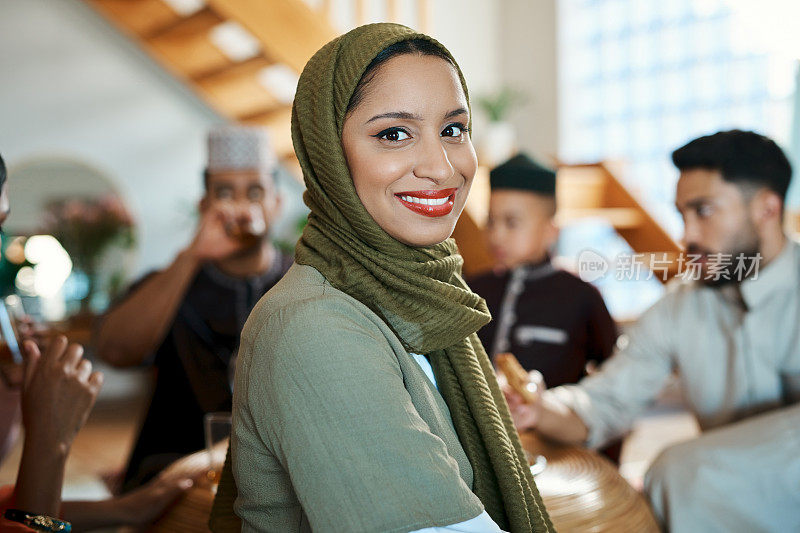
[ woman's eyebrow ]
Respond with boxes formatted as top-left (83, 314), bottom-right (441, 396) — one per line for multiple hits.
top-left (366, 111), bottom-right (421, 124)
top-left (365, 107), bottom-right (468, 124)
top-left (444, 107), bottom-right (468, 119)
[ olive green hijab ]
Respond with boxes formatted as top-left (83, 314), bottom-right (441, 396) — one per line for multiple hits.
top-left (211, 23), bottom-right (553, 532)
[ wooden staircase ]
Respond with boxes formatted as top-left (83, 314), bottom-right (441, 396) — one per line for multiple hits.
top-left (456, 162), bottom-right (683, 282)
top-left (556, 163), bottom-right (682, 282)
top-left (85, 0), bottom-right (431, 169)
top-left (86, 0), bottom-right (335, 161)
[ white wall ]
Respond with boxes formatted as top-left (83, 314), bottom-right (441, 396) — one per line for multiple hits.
top-left (0, 0), bottom-right (222, 274)
top-left (430, 0), bottom-right (502, 104)
top-left (496, 0), bottom-right (559, 163)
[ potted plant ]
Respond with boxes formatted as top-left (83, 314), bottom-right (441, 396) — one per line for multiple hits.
top-left (476, 87), bottom-right (525, 166)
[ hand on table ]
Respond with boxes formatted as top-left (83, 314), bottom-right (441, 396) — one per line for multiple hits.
top-left (116, 447), bottom-right (212, 526)
top-left (60, 449), bottom-right (210, 531)
top-left (20, 336), bottom-right (103, 451)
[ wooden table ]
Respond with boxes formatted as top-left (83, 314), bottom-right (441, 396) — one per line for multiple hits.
top-left (151, 433), bottom-right (659, 532)
top-left (520, 431), bottom-right (660, 532)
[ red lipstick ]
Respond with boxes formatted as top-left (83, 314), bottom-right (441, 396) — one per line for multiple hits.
top-left (395, 188), bottom-right (457, 217)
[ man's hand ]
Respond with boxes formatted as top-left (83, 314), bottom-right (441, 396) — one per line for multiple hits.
top-left (20, 336), bottom-right (103, 452)
top-left (500, 370), bottom-right (545, 431)
top-left (61, 449), bottom-right (209, 531)
top-left (116, 447), bottom-right (210, 526)
top-left (188, 206), bottom-right (247, 262)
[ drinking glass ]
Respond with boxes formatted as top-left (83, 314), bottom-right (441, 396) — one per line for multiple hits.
top-left (204, 411), bottom-right (232, 489)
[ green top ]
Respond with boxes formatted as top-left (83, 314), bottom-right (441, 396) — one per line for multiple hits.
top-left (232, 263), bottom-right (484, 532)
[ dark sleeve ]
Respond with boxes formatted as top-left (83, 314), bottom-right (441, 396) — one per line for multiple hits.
top-left (106, 270), bottom-right (160, 310)
top-left (96, 270), bottom-right (164, 367)
top-left (584, 283), bottom-right (618, 364)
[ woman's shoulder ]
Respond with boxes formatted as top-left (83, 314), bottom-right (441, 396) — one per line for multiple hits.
top-left (242, 263), bottom-right (394, 350)
top-left (236, 264), bottom-right (408, 395)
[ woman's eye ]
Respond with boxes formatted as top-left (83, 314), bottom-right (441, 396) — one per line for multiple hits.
top-left (441, 123), bottom-right (468, 139)
top-left (377, 128), bottom-right (410, 142)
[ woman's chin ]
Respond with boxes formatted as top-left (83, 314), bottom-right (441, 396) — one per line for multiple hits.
top-left (387, 222), bottom-right (457, 248)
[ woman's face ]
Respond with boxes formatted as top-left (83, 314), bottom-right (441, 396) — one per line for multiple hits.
top-left (341, 53), bottom-right (477, 247)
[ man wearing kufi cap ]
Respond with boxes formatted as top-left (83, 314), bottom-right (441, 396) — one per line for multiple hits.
top-left (97, 125), bottom-right (292, 490)
top-left (469, 153), bottom-right (617, 389)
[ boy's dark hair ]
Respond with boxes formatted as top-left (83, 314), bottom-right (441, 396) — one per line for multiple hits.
top-left (346, 38), bottom-right (455, 115)
top-left (672, 130), bottom-right (792, 204)
top-left (0, 153), bottom-right (6, 189)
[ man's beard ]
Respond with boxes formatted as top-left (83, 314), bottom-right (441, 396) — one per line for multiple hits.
top-left (688, 226), bottom-right (761, 287)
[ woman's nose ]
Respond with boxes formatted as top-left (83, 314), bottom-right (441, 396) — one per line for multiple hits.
top-left (413, 137), bottom-right (454, 184)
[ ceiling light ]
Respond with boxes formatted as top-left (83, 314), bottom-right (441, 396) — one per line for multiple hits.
top-left (162, 0), bottom-right (205, 16)
top-left (258, 64), bottom-right (299, 104)
top-left (210, 21), bottom-right (261, 62)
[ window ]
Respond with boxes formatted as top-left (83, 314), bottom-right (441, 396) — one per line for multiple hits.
top-left (558, 0), bottom-right (795, 235)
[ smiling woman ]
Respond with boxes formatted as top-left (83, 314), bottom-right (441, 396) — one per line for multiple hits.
top-left (342, 50), bottom-right (476, 246)
top-left (210, 23), bottom-right (553, 533)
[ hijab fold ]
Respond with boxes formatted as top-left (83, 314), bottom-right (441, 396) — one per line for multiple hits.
top-left (211, 22), bottom-right (553, 533)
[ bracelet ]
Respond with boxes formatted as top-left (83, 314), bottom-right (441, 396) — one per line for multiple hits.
top-left (3, 509), bottom-right (71, 532)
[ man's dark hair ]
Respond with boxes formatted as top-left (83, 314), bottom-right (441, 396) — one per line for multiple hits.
top-left (0, 153), bottom-right (6, 190)
top-left (346, 38), bottom-right (455, 115)
top-left (672, 129), bottom-right (792, 204)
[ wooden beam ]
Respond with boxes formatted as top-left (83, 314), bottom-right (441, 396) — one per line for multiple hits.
top-left (147, 8), bottom-right (231, 78)
top-left (144, 5), bottom-right (216, 39)
top-left (355, 0), bottom-right (366, 26)
top-left (597, 164), bottom-right (681, 254)
top-left (556, 207), bottom-right (644, 230)
top-left (557, 162), bottom-right (681, 283)
top-left (417, 0), bottom-right (431, 33)
top-left (556, 166), bottom-right (607, 209)
top-left (194, 55), bottom-right (272, 84)
top-left (88, 0), bottom-right (179, 36)
top-left (197, 68), bottom-right (282, 118)
top-left (387, 0), bottom-right (399, 22)
top-left (205, 0), bottom-right (338, 74)
top-left (238, 104), bottom-right (291, 125)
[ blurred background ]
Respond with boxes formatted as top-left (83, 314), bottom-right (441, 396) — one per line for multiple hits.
top-left (1, 0), bottom-right (799, 511)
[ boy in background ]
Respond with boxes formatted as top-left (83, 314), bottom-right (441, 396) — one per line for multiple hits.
top-left (469, 153), bottom-right (618, 388)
